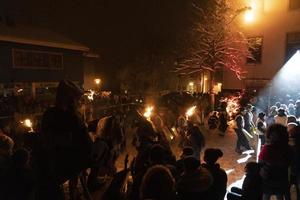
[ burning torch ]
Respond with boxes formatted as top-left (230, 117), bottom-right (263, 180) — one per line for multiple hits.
top-left (186, 106), bottom-right (197, 120)
top-left (20, 119), bottom-right (34, 132)
top-left (143, 106), bottom-right (154, 120)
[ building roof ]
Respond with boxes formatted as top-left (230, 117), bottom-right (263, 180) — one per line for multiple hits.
top-left (0, 23), bottom-right (89, 51)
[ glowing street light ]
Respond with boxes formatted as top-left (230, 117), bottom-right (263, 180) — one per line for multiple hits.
top-left (244, 10), bottom-right (255, 23)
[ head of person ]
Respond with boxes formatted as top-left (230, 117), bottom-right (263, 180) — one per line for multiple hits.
top-left (288, 115), bottom-right (297, 124)
top-left (180, 146), bottom-right (194, 159)
top-left (266, 124), bottom-right (288, 146)
top-left (100, 116), bottom-right (124, 145)
top-left (183, 156), bottom-right (200, 172)
top-left (275, 102), bottom-right (281, 108)
top-left (269, 106), bottom-right (278, 116)
top-left (258, 112), bottom-right (266, 120)
top-left (149, 144), bottom-right (166, 165)
top-left (244, 162), bottom-right (261, 177)
top-left (246, 104), bottom-right (253, 112)
top-left (140, 165), bottom-right (175, 200)
top-left (296, 100), bottom-right (300, 107)
top-left (55, 80), bottom-right (84, 111)
top-left (239, 107), bottom-right (246, 115)
top-left (277, 108), bottom-right (287, 117)
top-left (12, 148), bottom-right (30, 167)
top-left (287, 122), bottom-right (299, 137)
top-left (204, 148), bottom-right (223, 165)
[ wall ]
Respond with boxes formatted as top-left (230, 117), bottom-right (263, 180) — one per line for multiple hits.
top-left (223, 0), bottom-right (300, 89)
top-left (0, 41), bottom-right (84, 84)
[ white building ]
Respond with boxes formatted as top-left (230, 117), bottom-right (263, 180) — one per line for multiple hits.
top-left (223, 0), bottom-right (300, 91)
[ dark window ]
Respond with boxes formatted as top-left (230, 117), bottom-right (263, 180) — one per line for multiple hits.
top-left (286, 32), bottom-right (300, 61)
top-left (12, 49), bottom-right (63, 70)
top-left (290, 0), bottom-right (300, 10)
top-left (247, 37), bottom-right (263, 64)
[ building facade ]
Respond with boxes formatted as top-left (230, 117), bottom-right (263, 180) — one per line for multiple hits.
top-left (223, 0), bottom-right (300, 91)
top-left (0, 23), bottom-right (90, 96)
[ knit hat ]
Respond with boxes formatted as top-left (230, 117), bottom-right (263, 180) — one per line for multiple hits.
top-left (204, 148), bottom-right (223, 164)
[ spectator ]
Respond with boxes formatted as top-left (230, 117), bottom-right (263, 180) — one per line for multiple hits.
top-left (227, 162), bottom-right (263, 200)
top-left (176, 146), bottom-right (194, 175)
top-left (40, 80), bottom-right (93, 199)
top-left (259, 124), bottom-right (291, 200)
top-left (202, 148), bottom-right (227, 200)
top-left (257, 112), bottom-right (267, 146)
top-left (140, 165), bottom-right (176, 200)
top-left (177, 156), bottom-right (213, 200)
top-left (274, 108), bottom-right (288, 126)
top-left (3, 148), bottom-right (35, 200)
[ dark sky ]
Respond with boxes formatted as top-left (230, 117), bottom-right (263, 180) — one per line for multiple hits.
top-left (1, 0), bottom-right (206, 88)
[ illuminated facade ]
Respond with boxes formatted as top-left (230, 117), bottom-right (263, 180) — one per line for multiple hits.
top-left (223, 0), bottom-right (300, 91)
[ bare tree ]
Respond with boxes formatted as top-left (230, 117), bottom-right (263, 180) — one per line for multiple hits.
top-left (175, 0), bottom-right (251, 107)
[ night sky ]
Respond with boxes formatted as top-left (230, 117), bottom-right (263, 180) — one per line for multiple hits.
top-left (1, 0), bottom-right (208, 90)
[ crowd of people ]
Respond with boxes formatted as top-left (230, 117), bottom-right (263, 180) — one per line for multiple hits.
top-left (1, 80), bottom-right (300, 200)
top-left (227, 99), bottom-right (300, 200)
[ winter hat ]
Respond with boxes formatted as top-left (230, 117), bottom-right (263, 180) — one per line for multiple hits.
top-left (55, 80), bottom-right (84, 107)
top-left (183, 156), bottom-right (200, 171)
top-left (182, 146), bottom-right (194, 157)
top-left (149, 144), bottom-right (166, 164)
top-left (258, 112), bottom-right (266, 119)
top-left (204, 148), bottom-right (223, 164)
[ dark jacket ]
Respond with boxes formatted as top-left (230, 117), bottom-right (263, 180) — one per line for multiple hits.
top-left (41, 107), bottom-right (93, 183)
top-left (177, 167), bottom-right (213, 200)
top-left (202, 163), bottom-right (227, 200)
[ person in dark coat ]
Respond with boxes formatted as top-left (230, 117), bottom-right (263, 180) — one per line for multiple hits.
top-left (140, 165), bottom-right (176, 200)
top-left (2, 148), bottom-right (36, 200)
top-left (234, 108), bottom-right (251, 154)
top-left (202, 148), bottom-right (227, 200)
top-left (39, 80), bottom-right (93, 199)
top-left (184, 121), bottom-right (205, 160)
top-left (259, 124), bottom-right (292, 200)
top-left (177, 156), bottom-right (213, 200)
top-left (227, 162), bottom-right (263, 200)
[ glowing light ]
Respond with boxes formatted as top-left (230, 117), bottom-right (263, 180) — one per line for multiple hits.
top-left (144, 106), bottom-right (154, 120)
top-left (86, 90), bottom-right (95, 101)
top-left (17, 89), bottom-right (23, 93)
top-left (94, 78), bottom-right (101, 85)
top-left (171, 127), bottom-right (178, 137)
top-left (189, 82), bottom-right (194, 86)
top-left (268, 51), bottom-right (300, 96)
top-left (244, 10), bottom-right (254, 23)
top-left (186, 106), bottom-right (197, 119)
top-left (220, 94), bottom-right (242, 119)
top-left (170, 135), bottom-right (174, 140)
top-left (20, 119), bottom-right (33, 132)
